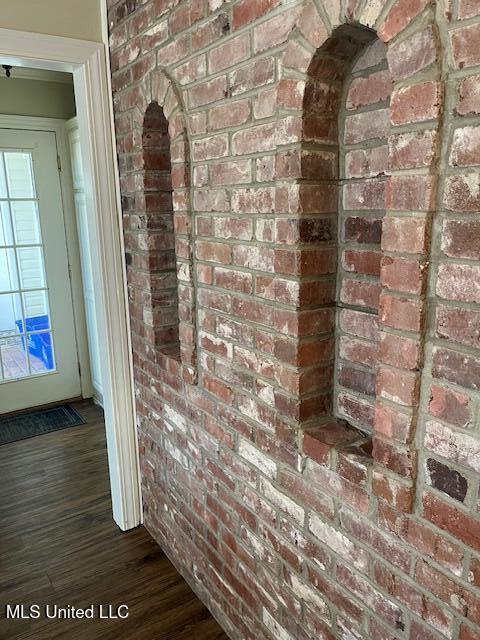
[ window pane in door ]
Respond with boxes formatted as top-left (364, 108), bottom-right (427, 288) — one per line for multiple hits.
top-left (0, 292), bottom-right (22, 336)
top-left (16, 247), bottom-right (46, 289)
top-left (4, 152), bottom-right (35, 198)
top-left (0, 202), bottom-right (13, 245)
top-left (27, 331), bottom-right (55, 373)
top-left (0, 248), bottom-right (19, 292)
top-left (11, 201), bottom-right (41, 245)
top-left (0, 336), bottom-right (30, 380)
top-left (22, 290), bottom-right (51, 330)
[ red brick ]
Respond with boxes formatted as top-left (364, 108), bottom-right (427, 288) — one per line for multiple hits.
top-left (375, 402), bottom-right (414, 443)
top-left (229, 57), bottom-right (275, 96)
top-left (210, 159), bottom-right (251, 186)
top-left (345, 216), bottom-right (382, 244)
top-left (232, 122), bottom-right (276, 155)
top-left (436, 306), bottom-right (480, 349)
top-left (345, 146), bottom-right (388, 179)
top-left (444, 172), bottom-right (480, 212)
top-left (194, 188), bottom-right (229, 212)
top-left (432, 347), bottom-right (480, 392)
top-left (405, 520), bottom-right (464, 575)
top-left (253, 9), bottom-right (301, 54)
top-left (379, 293), bottom-right (423, 332)
top-left (214, 217), bottom-right (253, 241)
top-left (169, 0), bottom-right (204, 35)
top-left (338, 393), bottom-right (375, 429)
top-left (343, 179), bottom-right (386, 210)
top-left (192, 134), bottom-right (228, 161)
top-left (209, 33), bottom-right (250, 73)
top-left (214, 267), bottom-right (252, 294)
top-left (191, 13), bottom-right (229, 49)
top-left (410, 620), bottom-right (443, 640)
top-left (379, 332), bottom-right (420, 370)
top-left (175, 55), bottom-right (206, 85)
top-left (379, 0), bottom-right (430, 41)
top-left (189, 76), bottom-right (227, 108)
top-left (340, 279), bottom-right (381, 310)
top-left (457, 74), bottom-right (480, 115)
top-left (277, 79), bottom-right (306, 110)
top-left (450, 126), bottom-right (480, 167)
top-left (429, 384), bottom-right (472, 427)
top-left (389, 130), bottom-right (437, 170)
top-left (381, 216), bottom-right (427, 254)
top-left (436, 263), bottom-right (480, 303)
top-left (337, 564), bottom-right (403, 627)
top-left (340, 336), bottom-right (378, 368)
top-left (196, 241), bottom-right (232, 264)
top-left (373, 471), bottom-right (414, 512)
top-left (451, 23), bottom-right (480, 69)
top-left (459, 0), bottom-right (480, 18)
top-left (339, 309), bottom-right (379, 341)
top-left (377, 366), bottom-right (419, 407)
top-left (346, 70), bottom-right (392, 109)
top-left (441, 219), bottom-right (480, 259)
top-left (297, 1), bottom-right (328, 48)
top-left (342, 249), bottom-right (382, 276)
top-left (344, 109), bottom-right (389, 144)
top-left (460, 625), bottom-right (480, 640)
top-left (387, 26), bottom-right (437, 80)
top-left (339, 365), bottom-right (376, 397)
top-left (232, 0), bottom-right (279, 29)
top-left (381, 256), bottom-right (426, 294)
top-left (386, 175), bottom-right (435, 211)
top-left (209, 99), bottom-right (250, 131)
top-left (390, 81), bottom-right (441, 125)
top-left (339, 508), bottom-right (411, 571)
top-left (423, 492), bottom-right (480, 552)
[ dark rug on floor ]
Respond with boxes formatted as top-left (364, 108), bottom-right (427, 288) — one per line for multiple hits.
top-left (0, 405), bottom-right (86, 445)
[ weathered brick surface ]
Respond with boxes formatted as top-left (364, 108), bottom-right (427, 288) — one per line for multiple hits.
top-left (108, 0), bottom-right (480, 639)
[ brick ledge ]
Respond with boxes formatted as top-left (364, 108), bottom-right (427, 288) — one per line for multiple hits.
top-left (301, 419), bottom-right (373, 468)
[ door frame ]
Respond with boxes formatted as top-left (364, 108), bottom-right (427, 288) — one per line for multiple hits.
top-left (0, 28), bottom-right (141, 531)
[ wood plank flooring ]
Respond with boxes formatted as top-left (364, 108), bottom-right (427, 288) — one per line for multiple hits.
top-left (0, 399), bottom-right (229, 640)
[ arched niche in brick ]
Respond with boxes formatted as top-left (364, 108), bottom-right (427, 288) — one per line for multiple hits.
top-left (275, 0), bottom-right (443, 513)
top-left (125, 69), bottom-right (197, 385)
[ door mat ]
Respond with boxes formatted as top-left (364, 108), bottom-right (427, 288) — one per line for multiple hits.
top-left (0, 405), bottom-right (86, 445)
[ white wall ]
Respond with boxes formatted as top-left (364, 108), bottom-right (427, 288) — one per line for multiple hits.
top-left (0, 77), bottom-right (75, 119)
top-left (0, 0), bottom-right (103, 42)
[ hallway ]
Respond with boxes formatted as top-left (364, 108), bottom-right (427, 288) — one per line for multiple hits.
top-left (0, 400), bottom-right (228, 640)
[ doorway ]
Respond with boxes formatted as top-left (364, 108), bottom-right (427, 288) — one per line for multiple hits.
top-left (0, 27), bottom-right (141, 531)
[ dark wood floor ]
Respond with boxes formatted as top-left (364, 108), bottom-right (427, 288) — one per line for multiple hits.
top-left (0, 399), bottom-right (229, 640)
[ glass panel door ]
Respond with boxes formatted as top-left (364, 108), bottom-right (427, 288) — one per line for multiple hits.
top-left (0, 129), bottom-right (81, 414)
top-left (0, 151), bottom-right (55, 381)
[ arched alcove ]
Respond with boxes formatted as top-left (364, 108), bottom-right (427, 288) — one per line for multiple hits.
top-left (301, 25), bottom-right (392, 434)
top-left (142, 101), bottom-right (180, 356)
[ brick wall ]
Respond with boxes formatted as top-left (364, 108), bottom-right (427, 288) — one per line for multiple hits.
top-left (108, 0), bottom-right (480, 638)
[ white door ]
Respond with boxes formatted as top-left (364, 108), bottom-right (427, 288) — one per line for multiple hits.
top-left (0, 129), bottom-right (81, 413)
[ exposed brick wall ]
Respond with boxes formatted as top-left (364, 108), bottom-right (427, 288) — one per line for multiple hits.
top-left (108, 0), bottom-right (480, 639)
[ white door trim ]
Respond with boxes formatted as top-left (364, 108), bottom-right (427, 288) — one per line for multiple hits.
top-left (0, 28), bottom-right (141, 531)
